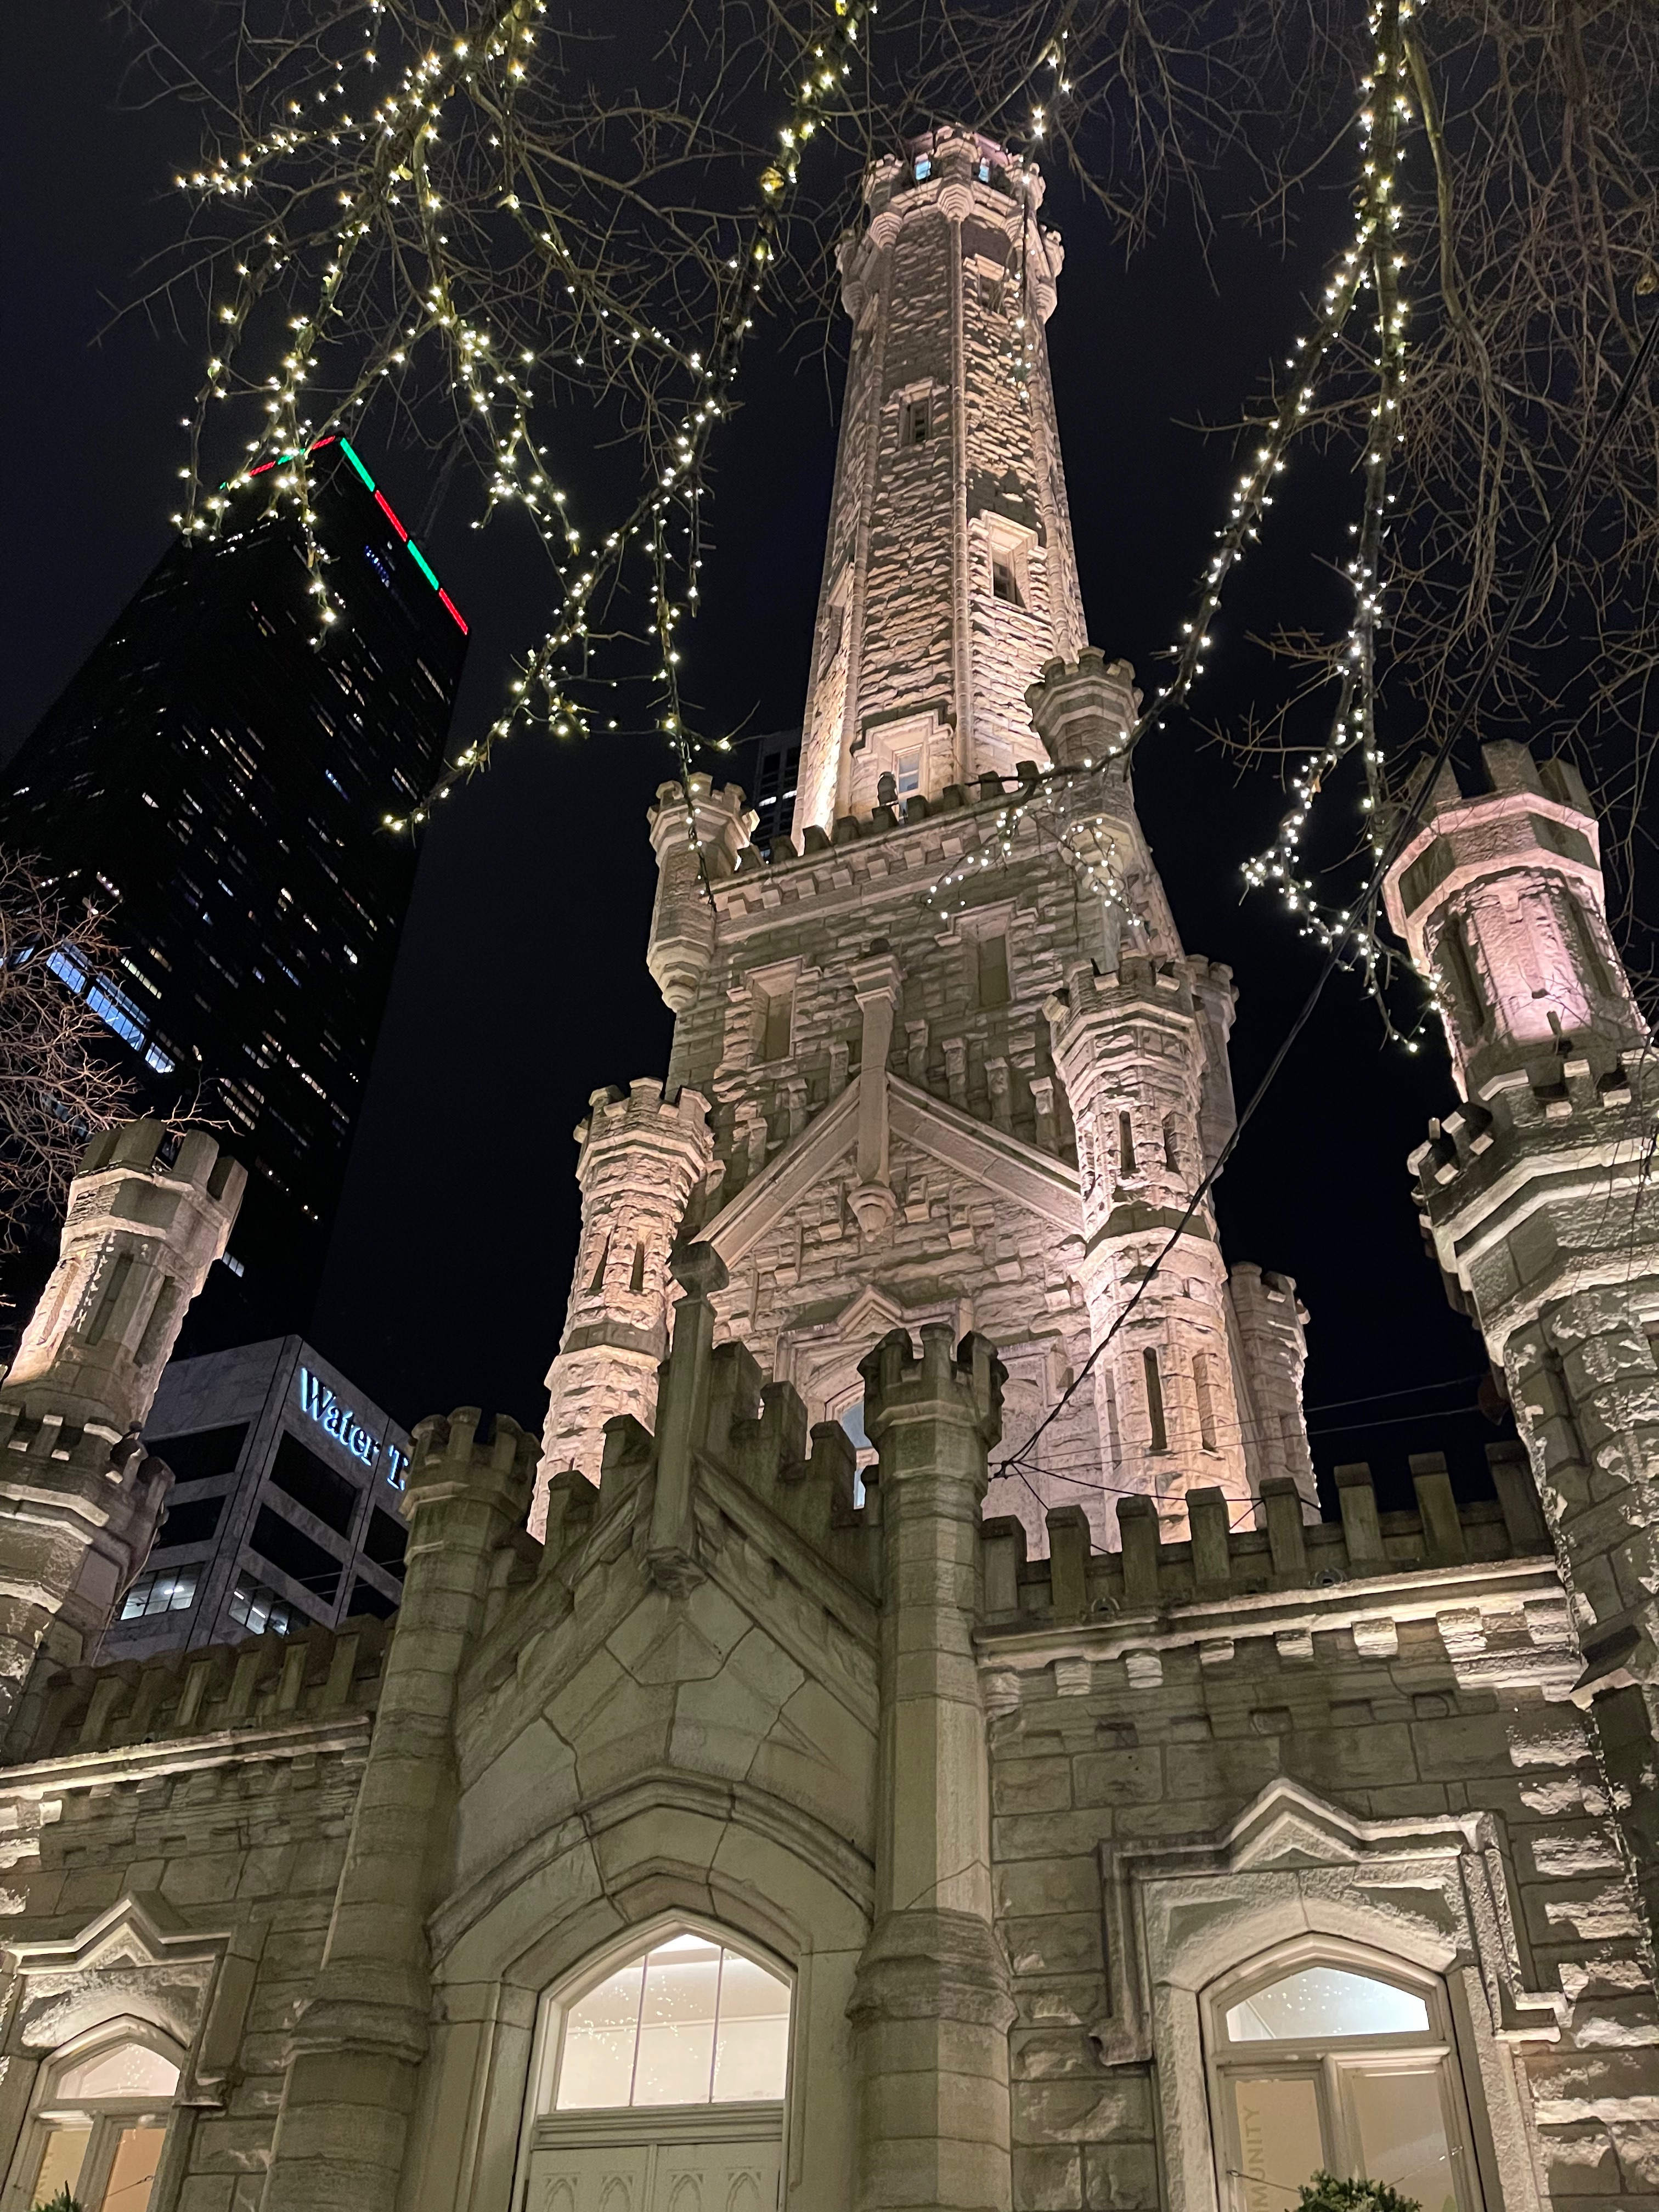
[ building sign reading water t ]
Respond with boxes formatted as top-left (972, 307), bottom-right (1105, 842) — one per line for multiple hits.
top-left (297, 1366), bottom-right (408, 1487)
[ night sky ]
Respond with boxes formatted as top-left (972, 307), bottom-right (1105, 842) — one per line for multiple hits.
top-left (4, 0), bottom-right (1512, 1510)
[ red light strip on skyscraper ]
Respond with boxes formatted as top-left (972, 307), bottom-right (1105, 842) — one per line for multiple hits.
top-left (230, 441), bottom-right (467, 635)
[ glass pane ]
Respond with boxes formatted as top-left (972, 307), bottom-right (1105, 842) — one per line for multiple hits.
top-left (713, 1951), bottom-right (791, 2102)
top-left (1229, 2075), bottom-right (1326, 2211)
top-left (555, 1960), bottom-right (644, 2110)
top-left (57, 2044), bottom-right (180, 2101)
top-left (32, 2126), bottom-right (91, 2203)
top-left (1226, 1966), bottom-right (1430, 2043)
top-left (1350, 2066), bottom-right (1460, 2212)
top-left (101, 2124), bottom-right (167, 2212)
top-left (633, 1936), bottom-right (720, 2106)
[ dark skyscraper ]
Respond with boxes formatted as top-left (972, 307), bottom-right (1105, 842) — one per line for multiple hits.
top-left (0, 438), bottom-right (467, 1342)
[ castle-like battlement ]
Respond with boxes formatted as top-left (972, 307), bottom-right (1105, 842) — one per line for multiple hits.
top-left (983, 1441), bottom-right (1556, 1643)
top-left (4, 1613), bottom-right (392, 1769)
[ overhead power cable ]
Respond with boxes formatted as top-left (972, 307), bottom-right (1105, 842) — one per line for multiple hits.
top-left (996, 302), bottom-right (1659, 1487)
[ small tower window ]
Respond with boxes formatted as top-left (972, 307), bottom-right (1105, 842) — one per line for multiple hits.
top-left (893, 744), bottom-right (923, 797)
top-left (760, 983), bottom-right (794, 1064)
top-left (976, 933), bottom-right (1011, 1011)
top-left (1193, 1351), bottom-right (1217, 1452)
top-left (586, 1235), bottom-right (610, 1295)
top-left (991, 554), bottom-right (1023, 606)
top-left (1163, 1115), bottom-right (1182, 1172)
top-left (629, 1242), bottom-right (647, 1294)
top-left (902, 397), bottom-right (932, 447)
top-left (1118, 1111), bottom-right (1138, 1177)
top-left (1143, 1349), bottom-right (1169, 1454)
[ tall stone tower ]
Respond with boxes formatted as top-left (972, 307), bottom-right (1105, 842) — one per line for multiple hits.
top-left (1385, 741), bottom-right (1659, 1928)
top-left (538, 129), bottom-right (1314, 1547)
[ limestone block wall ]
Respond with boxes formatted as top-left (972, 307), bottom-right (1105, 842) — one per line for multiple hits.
top-left (979, 1465), bottom-right (1658, 2210)
top-left (0, 1618), bottom-right (387, 2212)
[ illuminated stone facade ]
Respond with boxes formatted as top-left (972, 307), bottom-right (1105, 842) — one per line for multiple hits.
top-left (0, 133), bottom-right (1654, 2212)
top-left (537, 129), bottom-right (1314, 1554)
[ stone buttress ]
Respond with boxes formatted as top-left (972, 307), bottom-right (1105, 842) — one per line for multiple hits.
top-left (1385, 738), bottom-right (1659, 1944)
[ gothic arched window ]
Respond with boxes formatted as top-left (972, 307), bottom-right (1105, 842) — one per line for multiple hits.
top-left (13, 2019), bottom-right (182, 2212)
top-left (522, 1927), bottom-right (793, 2210)
top-left (552, 1931), bottom-right (789, 2111)
top-left (1206, 1943), bottom-right (1480, 2211)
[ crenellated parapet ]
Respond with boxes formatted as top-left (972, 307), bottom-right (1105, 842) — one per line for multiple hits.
top-left (1025, 648), bottom-right (1141, 772)
top-left (534, 1078), bottom-right (713, 1534)
top-left (578, 1243), bottom-right (880, 1602)
top-left (645, 775), bottom-right (755, 1015)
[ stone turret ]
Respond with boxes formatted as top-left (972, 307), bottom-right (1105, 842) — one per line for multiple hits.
top-left (645, 775), bottom-right (755, 1014)
top-left (1025, 647), bottom-right (1140, 771)
top-left (534, 1078), bottom-right (713, 1536)
top-left (1384, 740), bottom-right (1645, 1099)
top-left (0, 1119), bottom-right (244, 1720)
top-left (1045, 956), bottom-right (1260, 1531)
top-left (1385, 740), bottom-right (1659, 1941)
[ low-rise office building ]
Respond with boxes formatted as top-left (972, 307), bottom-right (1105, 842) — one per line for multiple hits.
top-left (103, 1336), bottom-right (410, 1659)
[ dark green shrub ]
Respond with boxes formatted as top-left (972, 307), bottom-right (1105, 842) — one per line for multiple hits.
top-left (1296, 2177), bottom-right (1423, 2212)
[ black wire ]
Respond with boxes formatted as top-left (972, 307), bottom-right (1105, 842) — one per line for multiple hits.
top-left (997, 302), bottom-right (1659, 1486)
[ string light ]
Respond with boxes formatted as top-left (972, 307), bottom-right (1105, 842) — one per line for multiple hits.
top-left (927, 764), bottom-right (1128, 924)
top-left (1238, 0), bottom-right (1429, 1045)
top-left (173, 0), bottom-right (872, 857)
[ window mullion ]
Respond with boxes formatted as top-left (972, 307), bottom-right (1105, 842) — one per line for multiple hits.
top-left (709, 1946), bottom-right (725, 2103)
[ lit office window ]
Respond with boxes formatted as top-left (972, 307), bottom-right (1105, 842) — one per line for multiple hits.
top-left (119, 1566), bottom-right (199, 1621)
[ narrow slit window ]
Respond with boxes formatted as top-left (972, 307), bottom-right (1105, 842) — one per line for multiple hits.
top-left (1118, 1111), bottom-right (1138, 1177)
top-left (586, 1235), bottom-right (610, 1295)
top-left (629, 1242), bottom-right (647, 1294)
top-left (760, 985), bottom-right (794, 1064)
top-left (977, 933), bottom-right (1010, 1011)
top-left (1143, 1349), bottom-right (1168, 1453)
top-left (893, 744), bottom-right (923, 797)
top-left (902, 397), bottom-right (932, 447)
top-left (1163, 1115), bottom-right (1181, 1172)
top-left (1193, 1351), bottom-right (1217, 1452)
